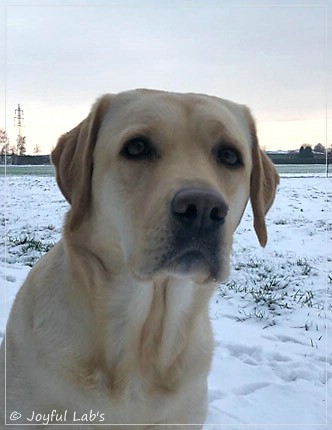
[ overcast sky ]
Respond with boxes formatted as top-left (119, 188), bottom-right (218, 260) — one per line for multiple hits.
top-left (1, 0), bottom-right (331, 153)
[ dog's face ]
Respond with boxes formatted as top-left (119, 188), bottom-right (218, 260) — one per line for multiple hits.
top-left (52, 89), bottom-right (279, 284)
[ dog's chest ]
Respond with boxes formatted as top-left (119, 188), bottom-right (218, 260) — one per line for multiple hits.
top-left (67, 277), bottom-right (214, 425)
top-left (64, 369), bottom-right (191, 426)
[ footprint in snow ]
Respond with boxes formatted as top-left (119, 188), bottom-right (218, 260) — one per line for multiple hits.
top-left (242, 356), bottom-right (258, 366)
top-left (225, 343), bottom-right (263, 363)
top-left (274, 334), bottom-right (308, 346)
top-left (208, 388), bottom-right (226, 402)
top-left (261, 334), bottom-right (279, 342)
top-left (316, 355), bottom-right (332, 366)
top-left (268, 352), bottom-right (293, 363)
top-left (279, 368), bottom-right (314, 383)
top-left (232, 381), bottom-right (270, 396)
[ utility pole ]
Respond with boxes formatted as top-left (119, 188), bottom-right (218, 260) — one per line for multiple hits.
top-left (14, 104), bottom-right (26, 156)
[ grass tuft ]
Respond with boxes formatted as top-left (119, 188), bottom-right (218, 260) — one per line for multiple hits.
top-left (218, 256), bottom-right (321, 322)
top-left (7, 234), bottom-right (55, 266)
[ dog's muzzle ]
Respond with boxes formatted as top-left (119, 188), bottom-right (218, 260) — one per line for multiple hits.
top-left (161, 187), bottom-right (228, 279)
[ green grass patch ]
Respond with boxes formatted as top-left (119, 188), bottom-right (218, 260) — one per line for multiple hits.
top-left (9, 234), bottom-right (54, 253)
top-left (218, 257), bottom-right (321, 322)
top-left (7, 234), bottom-right (55, 266)
top-left (0, 165), bottom-right (55, 176)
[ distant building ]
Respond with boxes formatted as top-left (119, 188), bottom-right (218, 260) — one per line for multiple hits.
top-left (266, 150), bottom-right (330, 165)
top-left (0, 154), bottom-right (50, 165)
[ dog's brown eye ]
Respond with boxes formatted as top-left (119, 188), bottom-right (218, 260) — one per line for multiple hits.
top-left (121, 137), bottom-right (156, 160)
top-left (126, 140), bottom-right (146, 156)
top-left (216, 146), bottom-right (242, 167)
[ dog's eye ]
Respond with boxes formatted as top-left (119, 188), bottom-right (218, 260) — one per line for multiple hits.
top-left (216, 146), bottom-right (242, 167)
top-left (121, 137), bottom-right (156, 160)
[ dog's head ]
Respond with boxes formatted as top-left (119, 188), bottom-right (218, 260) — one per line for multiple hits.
top-left (52, 89), bottom-right (279, 283)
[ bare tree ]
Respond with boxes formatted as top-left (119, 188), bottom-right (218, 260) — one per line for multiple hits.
top-left (33, 144), bottom-right (41, 155)
top-left (0, 129), bottom-right (10, 156)
top-left (16, 135), bottom-right (27, 156)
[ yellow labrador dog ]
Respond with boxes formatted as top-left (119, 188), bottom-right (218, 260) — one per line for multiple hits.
top-left (0, 89), bottom-right (279, 429)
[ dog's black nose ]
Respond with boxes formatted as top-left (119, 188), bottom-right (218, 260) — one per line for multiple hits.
top-left (171, 187), bottom-right (228, 230)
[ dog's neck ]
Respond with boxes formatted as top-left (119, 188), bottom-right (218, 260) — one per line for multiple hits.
top-left (63, 231), bottom-right (214, 395)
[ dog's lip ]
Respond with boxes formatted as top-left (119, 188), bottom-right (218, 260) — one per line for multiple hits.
top-left (163, 246), bottom-right (220, 282)
top-left (167, 247), bottom-right (209, 265)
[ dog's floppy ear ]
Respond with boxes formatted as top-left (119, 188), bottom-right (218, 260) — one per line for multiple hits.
top-left (51, 94), bottom-right (112, 230)
top-left (244, 108), bottom-right (279, 247)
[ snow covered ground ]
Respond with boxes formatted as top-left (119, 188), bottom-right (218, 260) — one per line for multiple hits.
top-left (0, 169), bottom-right (331, 429)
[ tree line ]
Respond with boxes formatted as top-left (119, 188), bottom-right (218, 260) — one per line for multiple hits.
top-left (0, 127), bottom-right (329, 159)
top-left (299, 143), bottom-right (328, 158)
top-left (0, 129), bottom-right (41, 157)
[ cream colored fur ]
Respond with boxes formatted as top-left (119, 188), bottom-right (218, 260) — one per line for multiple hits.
top-left (0, 89), bottom-right (279, 429)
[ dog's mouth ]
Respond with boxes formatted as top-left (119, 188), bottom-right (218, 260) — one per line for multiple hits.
top-left (133, 223), bottom-right (227, 283)
top-left (158, 241), bottom-right (223, 282)
top-left (167, 248), bottom-right (209, 272)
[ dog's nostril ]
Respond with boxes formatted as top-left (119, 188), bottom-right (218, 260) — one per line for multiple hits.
top-left (210, 207), bottom-right (225, 223)
top-left (182, 204), bottom-right (197, 220)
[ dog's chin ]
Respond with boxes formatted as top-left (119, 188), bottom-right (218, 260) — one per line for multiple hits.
top-left (165, 250), bottom-right (215, 280)
top-left (134, 249), bottom-right (225, 284)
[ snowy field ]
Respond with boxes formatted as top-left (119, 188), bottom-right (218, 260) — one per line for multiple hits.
top-left (0, 166), bottom-right (331, 429)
